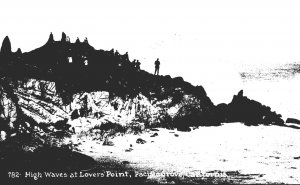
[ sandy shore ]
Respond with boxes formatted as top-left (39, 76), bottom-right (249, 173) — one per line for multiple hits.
top-left (68, 122), bottom-right (300, 184)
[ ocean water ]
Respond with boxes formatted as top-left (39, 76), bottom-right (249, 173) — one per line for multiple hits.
top-left (241, 75), bottom-right (300, 120)
top-left (196, 62), bottom-right (300, 121)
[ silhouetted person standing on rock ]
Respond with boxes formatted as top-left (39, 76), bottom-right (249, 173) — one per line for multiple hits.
top-left (154, 58), bottom-right (160, 75)
top-left (124, 52), bottom-right (129, 62)
top-left (132, 59), bottom-right (136, 68)
top-left (115, 50), bottom-right (120, 57)
top-left (136, 60), bottom-right (141, 71)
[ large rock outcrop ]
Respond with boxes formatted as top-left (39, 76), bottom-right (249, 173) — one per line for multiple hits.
top-left (216, 90), bottom-right (284, 126)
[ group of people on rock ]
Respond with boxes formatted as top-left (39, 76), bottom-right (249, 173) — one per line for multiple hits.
top-left (110, 49), bottom-right (161, 75)
top-left (132, 59), bottom-right (141, 70)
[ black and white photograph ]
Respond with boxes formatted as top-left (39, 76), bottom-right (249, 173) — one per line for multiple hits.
top-left (0, 0), bottom-right (300, 184)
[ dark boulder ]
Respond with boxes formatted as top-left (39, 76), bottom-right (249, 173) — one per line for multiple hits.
top-left (286, 118), bottom-right (300, 125)
top-left (150, 133), bottom-right (158, 137)
top-left (173, 101), bottom-right (220, 129)
top-left (99, 121), bottom-right (125, 133)
top-left (136, 138), bottom-right (146, 144)
top-left (176, 126), bottom-right (191, 132)
top-left (71, 109), bottom-right (80, 120)
top-left (103, 138), bottom-right (114, 146)
top-left (225, 90), bottom-right (284, 126)
top-left (53, 119), bottom-right (70, 130)
top-left (215, 103), bottom-right (229, 123)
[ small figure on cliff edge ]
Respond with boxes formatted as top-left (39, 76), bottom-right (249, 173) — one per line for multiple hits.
top-left (154, 58), bottom-right (160, 75)
top-left (136, 60), bottom-right (141, 71)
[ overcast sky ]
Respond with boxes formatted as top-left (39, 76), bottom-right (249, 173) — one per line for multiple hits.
top-left (1, 0), bottom-right (300, 103)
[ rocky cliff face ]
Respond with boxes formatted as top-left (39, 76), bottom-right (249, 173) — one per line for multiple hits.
top-left (0, 33), bottom-right (289, 140)
top-left (0, 77), bottom-right (286, 141)
top-left (11, 79), bottom-right (208, 129)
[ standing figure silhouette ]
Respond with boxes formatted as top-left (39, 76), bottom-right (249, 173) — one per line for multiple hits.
top-left (136, 60), bottom-right (141, 70)
top-left (154, 58), bottom-right (160, 75)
